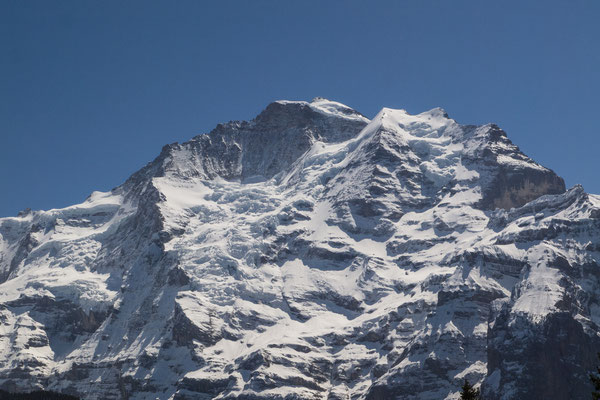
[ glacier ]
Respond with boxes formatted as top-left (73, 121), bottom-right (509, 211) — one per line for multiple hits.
top-left (0, 98), bottom-right (598, 399)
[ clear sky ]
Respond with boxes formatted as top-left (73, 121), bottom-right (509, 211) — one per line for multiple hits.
top-left (1, 1), bottom-right (598, 217)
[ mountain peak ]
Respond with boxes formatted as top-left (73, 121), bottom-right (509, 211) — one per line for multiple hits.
top-left (0, 99), bottom-right (589, 400)
top-left (373, 106), bottom-right (455, 134)
top-left (421, 106), bottom-right (450, 119)
top-left (268, 97), bottom-right (369, 123)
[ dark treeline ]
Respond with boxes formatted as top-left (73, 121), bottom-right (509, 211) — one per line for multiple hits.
top-left (0, 390), bottom-right (79, 400)
top-left (460, 379), bottom-right (481, 400)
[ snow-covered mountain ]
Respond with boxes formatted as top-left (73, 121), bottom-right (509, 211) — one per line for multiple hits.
top-left (1, 98), bottom-right (598, 400)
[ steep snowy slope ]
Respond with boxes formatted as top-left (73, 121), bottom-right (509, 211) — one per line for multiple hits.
top-left (0, 98), bottom-right (597, 400)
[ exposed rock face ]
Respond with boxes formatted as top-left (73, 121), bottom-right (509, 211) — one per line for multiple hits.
top-left (126, 98), bottom-right (369, 185)
top-left (0, 98), bottom-right (596, 400)
top-left (486, 175), bottom-right (564, 211)
top-left (457, 124), bottom-right (565, 210)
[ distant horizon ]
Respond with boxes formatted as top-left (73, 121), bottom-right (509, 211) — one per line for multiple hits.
top-left (2, 0), bottom-right (599, 217)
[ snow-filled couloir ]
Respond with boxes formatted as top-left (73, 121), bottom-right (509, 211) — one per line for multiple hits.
top-left (0, 98), bottom-right (598, 400)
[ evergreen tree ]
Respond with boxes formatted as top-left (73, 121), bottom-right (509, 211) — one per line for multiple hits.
top-left (0, 390), bottom-right (79, 400)
top-left (460, 379), bottom-right (480, 400)
top-left (590, 352), bottom-right (600, 400)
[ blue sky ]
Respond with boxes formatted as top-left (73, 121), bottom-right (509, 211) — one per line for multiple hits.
top-left (1, 0), bottom-right (598, 217)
